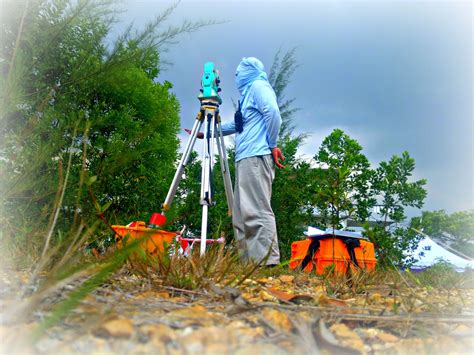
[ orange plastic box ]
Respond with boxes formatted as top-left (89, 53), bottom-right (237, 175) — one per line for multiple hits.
top-left (289, 237), bottom-right (376, 275)
top-left (289, 239), bottom-right (313, 272)
top-left (316, 238), bottom-right (352, 275)
top-left (112, 221), bottom-right (176, 256)
top-left (354, 240), bottom-right (377, 270)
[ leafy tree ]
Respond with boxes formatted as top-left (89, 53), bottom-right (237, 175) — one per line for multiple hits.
top-left (412, 209), bottom-right (474, 258)
top-left (268, 48), bottom-right (301, 139)
top-left (367, 152), bottom-right (427, 267)
top-left (364, 222), bottom-right (421, 267)
top-left (0, 0), bottom-right (215, 259)
top-left (83, 47), bottom-right (181, 222)
top-left (372, 152), bottom-right (427, 223)
top-left (312, 129), bottom-right (375, 230)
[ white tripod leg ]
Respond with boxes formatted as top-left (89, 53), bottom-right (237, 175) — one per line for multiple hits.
top-left (162, 118), bottom-right (203, 212)
top-left (200, 111), bottom-right (212, 256)
top-left (216, 121), bottom-right (234, 215)
top-left (201, 204), bottom-right (208, 256)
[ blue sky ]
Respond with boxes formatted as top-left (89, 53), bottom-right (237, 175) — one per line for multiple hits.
top-left (117, 0), bottom-right (472, 214)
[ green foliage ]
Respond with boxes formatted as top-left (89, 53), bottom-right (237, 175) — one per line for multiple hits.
top-left (0, 0), bottom-right (215, 261)
top-left (304, 135), bottom-right (427, 267)
top-left (312, 129), bottom-right (375, 229)
top-left (372, 151), bottom-right (427, 223)
top-left (85, 57), bottom-right (180, 222)
top-left (412, 209), bottom-right (474, 258)
top-left (0, 0), bottom-right (223, 345)
top-left (419, 209), bottom-right (473, 242)
top-left (365, 223), bottom-right (421, 268)
top-left (365, 151), bottom-right (427, 267)
top-left (268, 47), bottom-right (300, 139)
top-left (411, 260), bottom-right (469, 289)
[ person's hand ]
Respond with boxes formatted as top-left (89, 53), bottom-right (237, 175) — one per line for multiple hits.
top-left (184, 128), bottom-right (203, 139)
top-left (271, 147), bottom-right (285, 169)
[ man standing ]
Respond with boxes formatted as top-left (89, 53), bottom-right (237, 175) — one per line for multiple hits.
top-left (221, 57), bottom-right (285, 266)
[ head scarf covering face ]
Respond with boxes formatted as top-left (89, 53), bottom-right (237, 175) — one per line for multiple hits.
top-left (235, 57), bottom-right (269, 97)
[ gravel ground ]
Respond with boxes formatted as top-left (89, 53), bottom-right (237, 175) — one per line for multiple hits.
top-left (1, 269), bottom-right (473, 354)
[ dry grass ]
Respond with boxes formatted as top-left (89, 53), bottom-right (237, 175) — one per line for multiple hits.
top-left (126, 241), bottom-right (263, 290)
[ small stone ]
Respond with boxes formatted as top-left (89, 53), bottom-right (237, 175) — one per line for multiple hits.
top-left (243, 279), bottom-right (257, 285)
top-left (164, 304), bottom-right (225, 327)
top-left (259, 290), bottom-right (277, 302)
top-left (278, 275), bottom-right (295, 283)
top-left (413, 299), bottom-right (424, 308)
top-left (140, 324), bottom-right (175, 343)
top-left (330, 323), bottom-right (356, 338)
top-left (241, 292), bottom-right (255, 301)
top-left (360, 328), bottom-right (379, 339)
top-left (376, 332), bottom-right (399, 343)
top-left (262, 308), bottom-right (292, 332)
top-left (329, 323), bottom-right (365, 351)
top-left (96, 318), bottom-right (134, 338)
top-left (135, 291), bottom-right (170, 299)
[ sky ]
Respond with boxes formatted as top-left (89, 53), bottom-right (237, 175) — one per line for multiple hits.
top-left (116, 0), bottom-right (473, 215)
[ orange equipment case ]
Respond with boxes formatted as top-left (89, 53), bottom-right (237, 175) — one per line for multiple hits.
top-left (289, 236), bottom-right (376, 274)
top-left (112, 221), bottom-right (176, 256)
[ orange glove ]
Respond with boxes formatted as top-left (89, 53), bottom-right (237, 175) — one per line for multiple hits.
top-left (271, 147), bottom-right (285, 169)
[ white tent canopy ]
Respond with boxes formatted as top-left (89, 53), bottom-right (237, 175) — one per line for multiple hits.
top-left (409, 236), bottom-right (473, 270)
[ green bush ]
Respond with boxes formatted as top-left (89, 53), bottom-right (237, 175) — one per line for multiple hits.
top-left (414, 261), bottom-right (469, 289)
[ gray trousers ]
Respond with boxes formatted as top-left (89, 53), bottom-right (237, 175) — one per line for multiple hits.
top-left (232, 154), bottom-right (280, 265)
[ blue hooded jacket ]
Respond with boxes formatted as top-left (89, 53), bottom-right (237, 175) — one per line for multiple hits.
top-left (221, 57), bottom-right (282, 162)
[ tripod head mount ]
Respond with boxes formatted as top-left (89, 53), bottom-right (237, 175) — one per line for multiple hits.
top-left (198, 62), bottom-right (222, 105)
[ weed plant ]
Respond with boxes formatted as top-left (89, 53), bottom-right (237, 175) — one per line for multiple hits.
top-left (126, 240), bottom-right (263, 290)
top-left (409, 261), bottom-right (474, 289)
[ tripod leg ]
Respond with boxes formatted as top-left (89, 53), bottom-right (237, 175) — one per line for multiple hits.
top-left (216, 120), bottom-right (239, 241)
top-left (162, 118), bottom-right (203, 212)
top-left (209, 112), bottom-right (216, 174)
top-left (216, 121), bottom-right (234, 215)
top-left (201, 204), bottom-right (208, 256)
top-left (200, 109), bottom-right (218, 256)
top-left (200, 111), bottom-right (212, 255)
top-left (200, 114), bottom-right (210, 206)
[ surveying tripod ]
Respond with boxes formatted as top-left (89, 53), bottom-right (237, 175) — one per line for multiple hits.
top-left (161, 62), bottom-right (234, 256)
